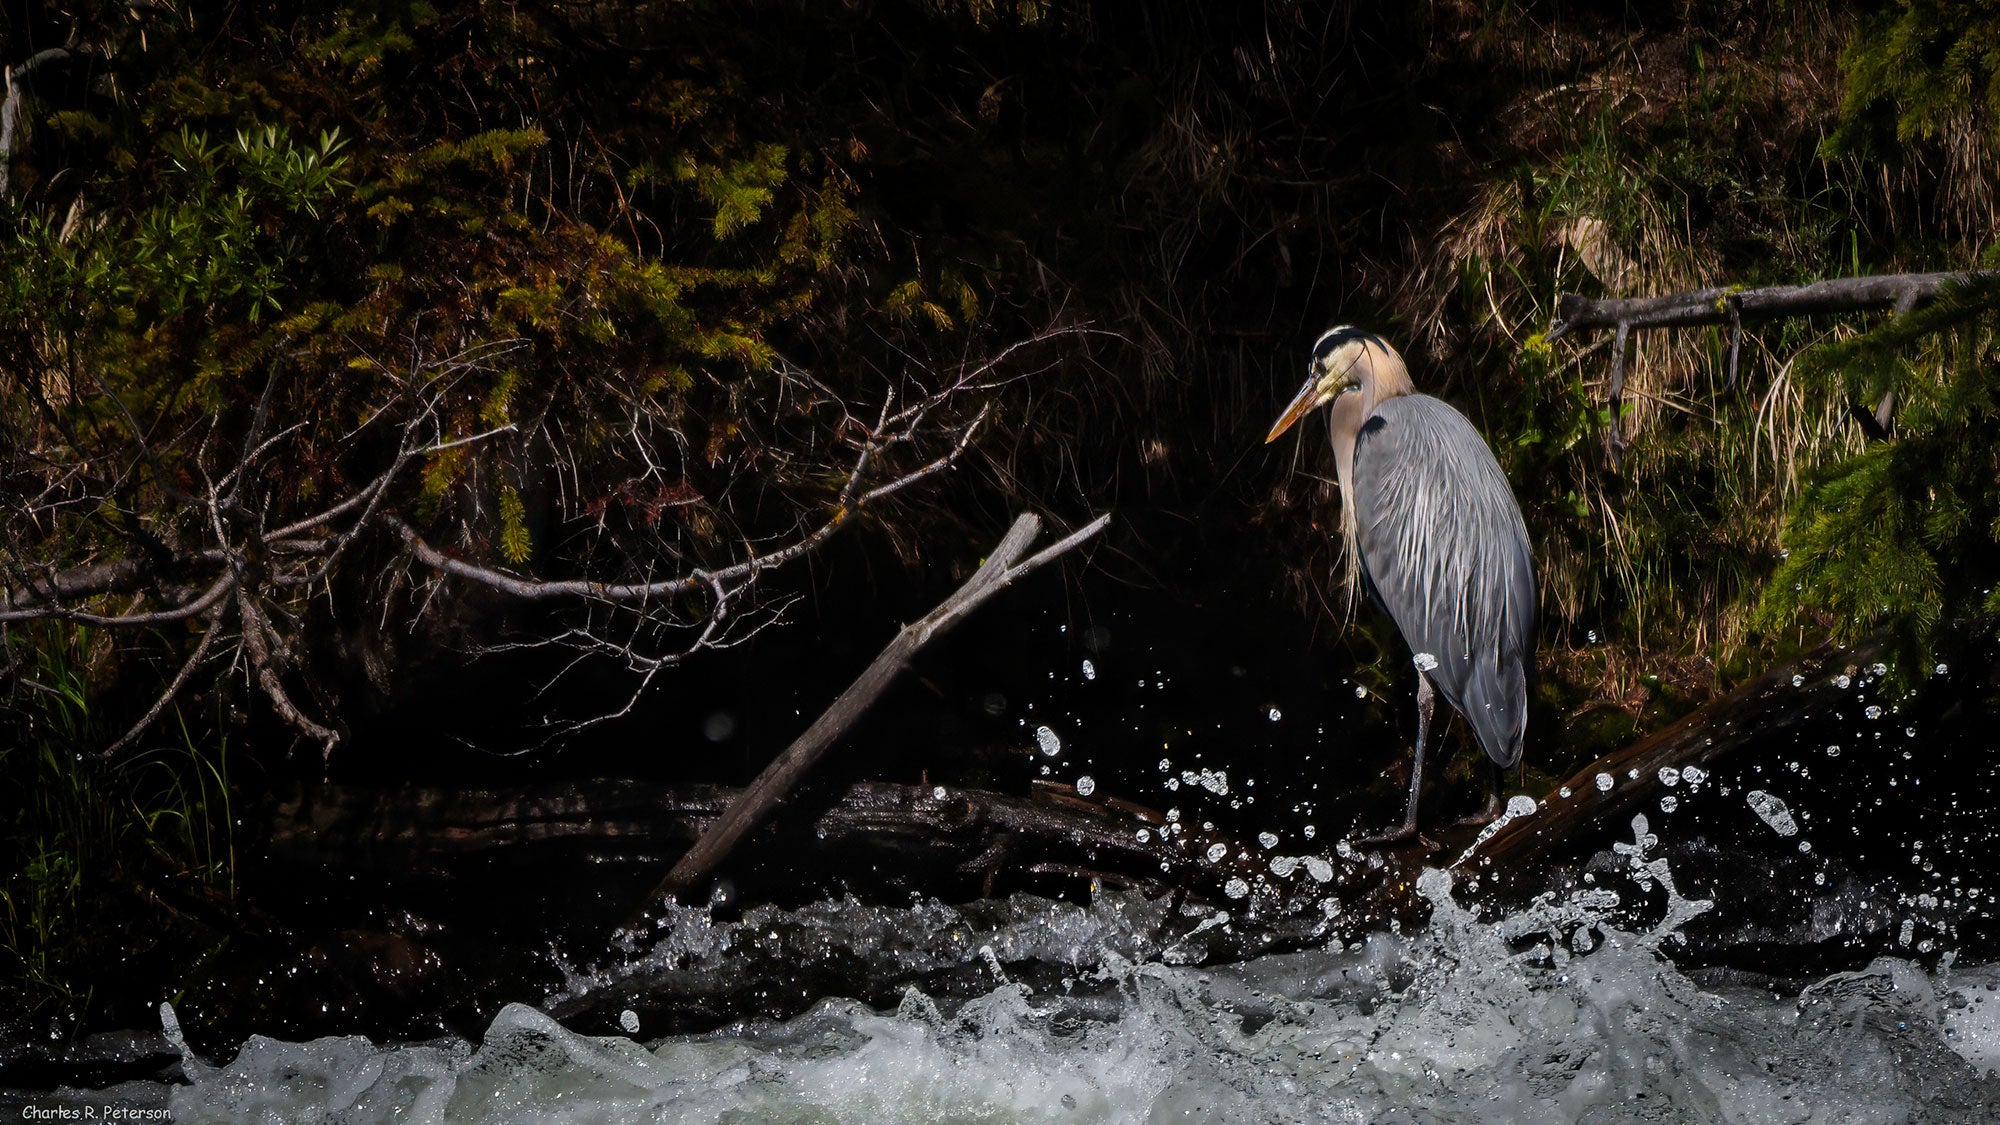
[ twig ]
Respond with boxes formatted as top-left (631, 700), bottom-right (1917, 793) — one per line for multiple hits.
top-left (0, 48), bottom-right (70, 200)
top-left (95, 607), bottom-right (233, 760)
top-left (624, 510), bottom-right (1111, 926)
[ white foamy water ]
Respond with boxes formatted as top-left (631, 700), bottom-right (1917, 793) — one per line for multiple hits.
top-left (153, 819), bottom-right (2000, 1123)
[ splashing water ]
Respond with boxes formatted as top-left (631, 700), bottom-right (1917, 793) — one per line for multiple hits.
top-left (159, 818), bottom-right (2000, 1122)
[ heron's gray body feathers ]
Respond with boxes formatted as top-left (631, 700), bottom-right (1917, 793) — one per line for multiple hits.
top-left (1346, 393), bottom-right (1534, 769)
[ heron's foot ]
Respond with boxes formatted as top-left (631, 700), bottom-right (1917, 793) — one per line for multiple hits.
top-left (1448, 787), bottom-right (1505, 829)
top-left (1352, 825), bottom-right (1439, 851)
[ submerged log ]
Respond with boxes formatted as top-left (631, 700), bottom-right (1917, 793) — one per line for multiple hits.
top-left (272, 779), bottom-right (1226, 900)
top-left (265, 778), bottom-right (1429, 946)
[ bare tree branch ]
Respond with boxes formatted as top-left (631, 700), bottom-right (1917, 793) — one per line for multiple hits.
top-left (626, 509), bottom-right (1112, 927)
top-left (1546, 271), bottom-right (1992, 341)
top-left (1547, 271), bottom-right (1993, 467)
top-left (96, 607), bottom-right (233, 760)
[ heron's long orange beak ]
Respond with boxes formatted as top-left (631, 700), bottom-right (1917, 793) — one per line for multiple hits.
top-left (1265, 373), bottom-right (1335, 443)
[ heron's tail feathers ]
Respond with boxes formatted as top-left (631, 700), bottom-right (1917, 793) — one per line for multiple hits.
top-left (1461, 657), bottom-right (1528, 770)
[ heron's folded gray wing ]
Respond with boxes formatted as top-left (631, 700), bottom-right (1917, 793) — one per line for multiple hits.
top-left (1351, 395), bottom-right (1534, 766)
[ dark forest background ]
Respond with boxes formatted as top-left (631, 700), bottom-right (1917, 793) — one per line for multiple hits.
top-left (7, 0), bottom-right (2000, 1030)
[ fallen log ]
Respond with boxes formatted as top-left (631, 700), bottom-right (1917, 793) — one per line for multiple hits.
top-left (1546, 273), bottom-right (1984, 341)
top-left (1461, 640), bottom-right (1883, 876)
top-left (268, 779), bottom-right (1233, 903)
top-left (264, 640), bottom-right (1889, 933)
top-left (1544, 270), bottom-right (1988, 466)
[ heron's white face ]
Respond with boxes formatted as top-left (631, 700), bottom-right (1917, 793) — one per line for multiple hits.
top-left (1265, 333), bottom-right (1368, 443)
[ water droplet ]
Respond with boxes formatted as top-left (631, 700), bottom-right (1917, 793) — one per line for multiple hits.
top-left (932, 785), bottom-right (948, 800)
top-left (1205, 843), bottom-right (1228, 863)
top-left (619, 1010), bottom-right (640, 1035)
top-left (1660, 795), bottom-right (1678, 813)
top-left (1224, 877), bottom-right (1250, 899)
top-left (1746, 790), bottom-right (1798, 836)
top-left (1658, 766), bottom-right (1681, 787)
top-left (1034, 726), bottom-right (1062, 756)
top-left (1834, 674), bottom-right (1852, 689)
top-left (1595, 772), bottom-right (1615, 792)
top-left (1267, 707), bottom-right (1282, 722)
top-left (1075, 775), bottom-right (1096, 797)
top-left (1865, 705), bottom-right (1884, 719)
top-left (1081, 659), bottom-right (1096, 681)
top-left (1258, 832), bottom-right (1279, 849)
top-left (1412, 652), bottom-right (1439, 672)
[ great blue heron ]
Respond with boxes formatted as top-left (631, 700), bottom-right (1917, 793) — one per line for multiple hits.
top-left (1266, 326), bottom-right (1534, 845)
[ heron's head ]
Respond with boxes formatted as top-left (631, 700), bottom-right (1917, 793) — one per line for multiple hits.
top-left (1264, 326), bottom-right (1409, 443)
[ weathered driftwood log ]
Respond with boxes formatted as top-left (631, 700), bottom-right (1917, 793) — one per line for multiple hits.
top-left (1461, 641), bottom-right (1881, 878)
top-left (1545, 270), bottom-right (1988, 466)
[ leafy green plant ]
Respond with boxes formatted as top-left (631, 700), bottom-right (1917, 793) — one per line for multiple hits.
top-left (1759, 276), bottom-right (2000, 673)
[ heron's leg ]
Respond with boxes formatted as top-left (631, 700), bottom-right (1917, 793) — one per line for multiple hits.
top-left (1358, 674), bottom-right (1435, 848)
top-left (1451, 761), bottom-right (1505, 828)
